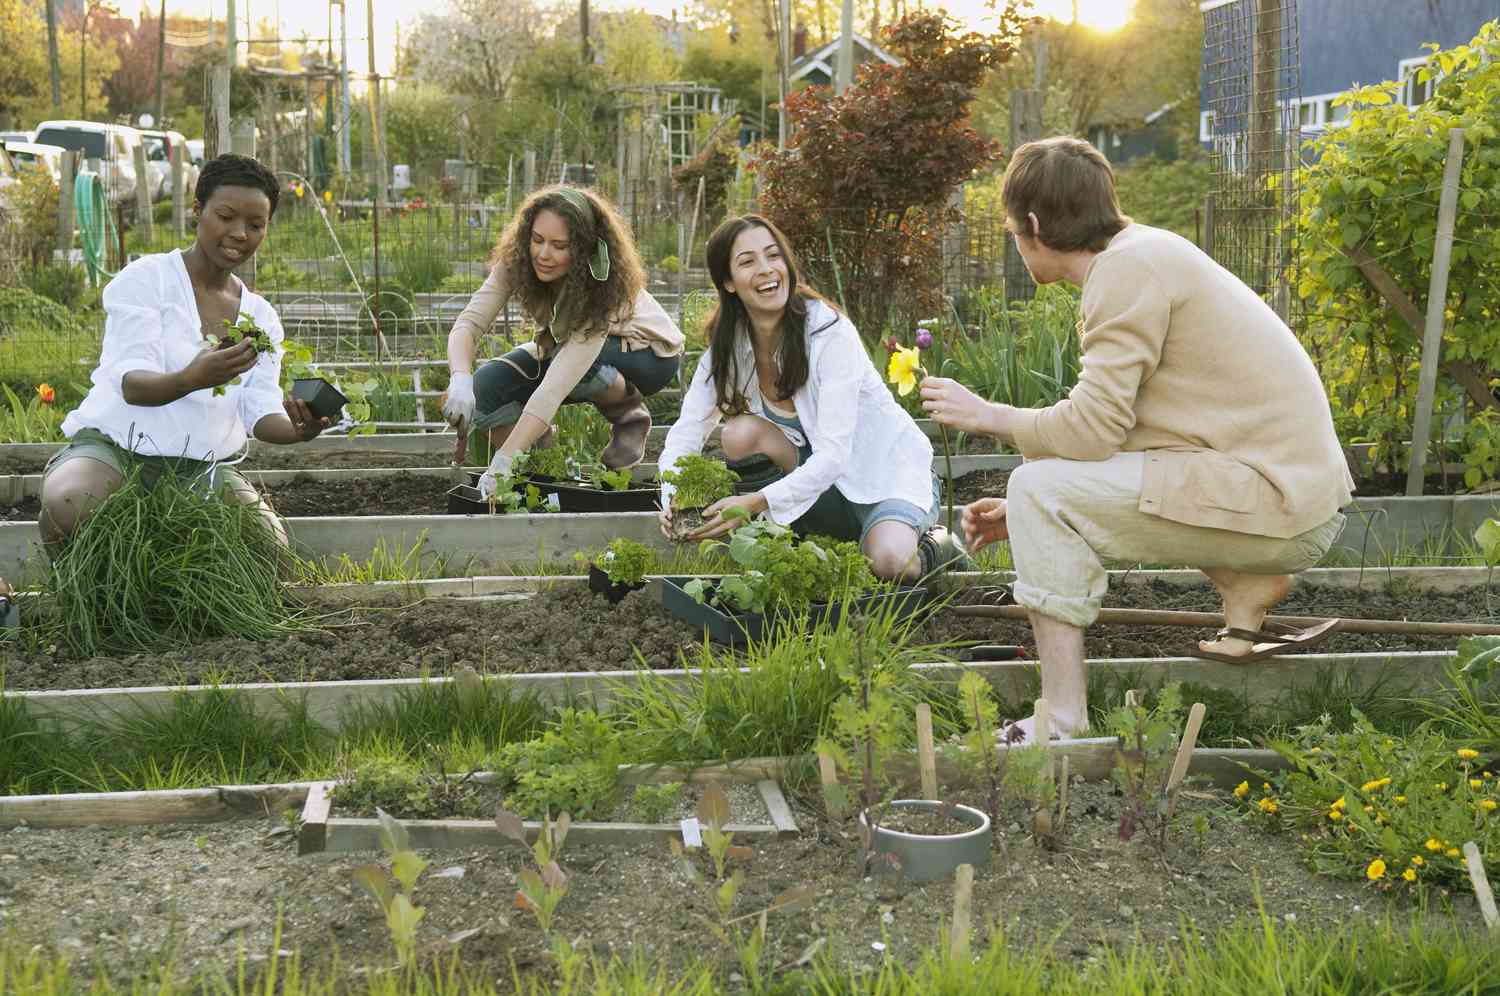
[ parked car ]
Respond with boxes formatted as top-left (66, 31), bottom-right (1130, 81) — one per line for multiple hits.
top-left (139, 129), bottom-right (198, 201)
top-left (0, 130), bottom-right (32, 147)
top-left (186, 138), bottom-right (204, 167)
top-left (32, 119), bottom-right (145, 209)
top-left (3, 141), bottom-right (65, 183)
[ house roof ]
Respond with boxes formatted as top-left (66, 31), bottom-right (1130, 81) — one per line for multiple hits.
top-left (789, 32), bottom-right (901, 83)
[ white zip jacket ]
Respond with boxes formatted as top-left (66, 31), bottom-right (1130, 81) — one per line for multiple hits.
top-left (659, 298), bottom-right (934, 525)
top-left (63, 249), bottom-right (287, 460)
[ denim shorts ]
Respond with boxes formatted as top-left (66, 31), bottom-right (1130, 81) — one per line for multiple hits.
top-left (471, 335), bottom-right (682, 432)
top-left (733, 445), bottom-right (941, 545)
top-left (42, 427), bottom-right (252, 496)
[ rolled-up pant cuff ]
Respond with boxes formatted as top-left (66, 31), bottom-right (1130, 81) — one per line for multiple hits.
top-left (1011, 579), bottom-right (1101, 628)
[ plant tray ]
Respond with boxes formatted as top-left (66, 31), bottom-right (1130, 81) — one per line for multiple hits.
top-left (445, 484), bottom-right (559, 515)
top-left (588, 563), bottom-right (646, 604)
top-left (658, 577), bottom-right (931, 646)
top-left (290, 377), bottom-right (350, 421)
top-left (464, 472), bottom-right (563, 499)
top-left (552, 479), bottom-right (660, 513)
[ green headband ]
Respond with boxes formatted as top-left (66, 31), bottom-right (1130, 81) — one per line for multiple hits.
top-left (551, 187), bottom-right (610, 282)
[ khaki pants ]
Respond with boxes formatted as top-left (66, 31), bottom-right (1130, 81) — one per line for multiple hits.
top-left (1006, 452), bottom-right (1346, 628)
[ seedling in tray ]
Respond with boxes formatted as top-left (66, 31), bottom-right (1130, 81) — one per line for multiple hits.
top-left (661, 455), bottom-right (739, 541)
top-left (207, 311), bottom-right (274, 395)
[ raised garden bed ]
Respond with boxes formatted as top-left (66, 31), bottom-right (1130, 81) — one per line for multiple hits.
top-left (659, 576), bottom-right (932, 645)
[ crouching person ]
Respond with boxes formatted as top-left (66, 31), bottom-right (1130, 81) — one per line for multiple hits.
top-left (922, 137), bottom-right (1353, 740)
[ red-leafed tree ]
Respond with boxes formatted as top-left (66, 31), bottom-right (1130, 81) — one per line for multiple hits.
top-left (752, 8), bottom-right (1028, 337)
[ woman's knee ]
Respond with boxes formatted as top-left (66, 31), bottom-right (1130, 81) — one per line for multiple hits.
top-left (39, 460), bottom-right (121, 542)
top-left (720, 415), bottom-right (776, 462)
top-left (863, 524), bottom-right (920, 581)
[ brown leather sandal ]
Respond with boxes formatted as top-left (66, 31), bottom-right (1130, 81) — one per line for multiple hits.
top-left (1189, 618), bottom-right (1341, 664)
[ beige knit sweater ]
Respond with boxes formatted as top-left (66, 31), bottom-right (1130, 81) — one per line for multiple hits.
top-left (1009, 224), bottom-right (1354, 539)
top-left (449, 265), bottom-right (684, 425)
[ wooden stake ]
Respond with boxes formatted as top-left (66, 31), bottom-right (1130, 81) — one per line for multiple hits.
top-left (1057, 754), bottom-right (1070, 833)
top-left (1464, 841), bottom-right (1499, 930)
top-left (818, 750), bottom-right (837, 790)
top-left (950, 863), bottom-right (974, 960)
top-left (1123, 689), bottom-right (1140, 709)
top-left (916, 703), bottom-right (937, 801)
top-left (1165, 702), bottom-right (1207, 822)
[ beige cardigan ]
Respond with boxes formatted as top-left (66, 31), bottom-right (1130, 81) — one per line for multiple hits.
top-left (1009, 224), bottom-right (1353, 539)
top-left (449, 265), bottom-right (684, 424)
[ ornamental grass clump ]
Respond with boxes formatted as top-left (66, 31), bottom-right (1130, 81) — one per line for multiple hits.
top-left (45, 465), bottom-right (308, 655)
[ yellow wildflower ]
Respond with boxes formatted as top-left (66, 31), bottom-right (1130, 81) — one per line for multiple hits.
top-left (1436, 782), bottom-right (1449, 791)
top-left (323, 190), bottom-right (333, 204)
top-left (1458, 749), bottom-right (1480, 760)
top-left (1361, 777), bottom-right (1391, 792)
top-left (1402, 868), bottom-right (1417, 882)
top-left (1394, 795), bottom-right (1407, 804)
top-left (1366, 857), bottom-right (1386, 880)
top-left (1471, 779), bottom-right (1484, 790)
top-left (885, 347), bottom-right (922, 397)
top-left (1328, 810), bottom-right (1344, 821)
top-left (1481, 799), bottom-right (1498, 813)
top-left (1362, 805), bottom-right (1374, 814)
top-left (1425, 838), bottom-right (1443, 852)
top-left (1234, 781), bottom-right (1249, 799)
top-left (1331, 796), bottom-right (1346, 811)
top-left (1258, 797), bottom-right (1279, 814)
top-left (1262, 783), bottom-right (1271, 791)
top-left (1446, 847), bottom-right (1461, 858)
top-left (1411, 855), bottom-right (1424, 866)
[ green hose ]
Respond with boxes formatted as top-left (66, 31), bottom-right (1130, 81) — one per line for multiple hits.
top-left (74, 172), bottom-right (117, 286)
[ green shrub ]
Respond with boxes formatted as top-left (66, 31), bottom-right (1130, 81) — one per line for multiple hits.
top-left (24, 264), bottom-right (87, 309)
top-left (489, 708), bottom-right (622, 819)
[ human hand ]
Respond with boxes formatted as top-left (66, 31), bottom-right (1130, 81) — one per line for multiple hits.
top-left (185, 337), bottom-right (259, 392)
top-left (442, 371), bottom-right (476, 428)
top-left (688, 494), bottom-right (764, 540)
top-left (658, 505), bottom-right (674, 540)
top-left (477, 450), bottom-right (515, 500)
top-left (282, 396), bottom-right (331, 441)
top-left (920, 376), bottom-right (997, 436)
top-left (962, 497), bottom-right (1010, 551)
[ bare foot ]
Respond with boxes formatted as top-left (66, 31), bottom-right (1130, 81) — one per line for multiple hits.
top-left (1197, 568), bottom-right (1293, 659)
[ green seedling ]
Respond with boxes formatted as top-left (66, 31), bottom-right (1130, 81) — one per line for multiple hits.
top-left (494, 806), bottom-right (570, 937)
top-left (578, 537), bottom-right (654, 588)
top-left (351, 808), bottom-right (429, 966)
top-left (589, 467), bottom-right (636, 492)
top-left (208, 312), bottom-right (274, 395)
top-left (698, 783), bottom-right (736, 882)
top-left (683, 516), bottom-right (875, 616)
top-left (630, 781), bottom-right (683, 824)
top-left (1109, 683), bottom-right (1187, 849)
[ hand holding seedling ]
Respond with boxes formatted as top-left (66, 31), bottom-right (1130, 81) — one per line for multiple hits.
top-left (920, 376), bottom-right (1001, 436)
top-left (689, 495), bottom-right (764, 540)
top-left (962, 497), bottom-right (1010, 551)
top-left (185, 336), bottom-right (260, 394)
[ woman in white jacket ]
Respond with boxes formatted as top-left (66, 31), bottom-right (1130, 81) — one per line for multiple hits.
top-left (658, 214), bottom-right (970, 580)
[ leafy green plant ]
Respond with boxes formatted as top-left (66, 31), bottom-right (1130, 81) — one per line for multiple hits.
top-left (661, 454), bottom-right (739, 512)
top-left (580, 537), bottom-right (654, 587)
top-left (1421, 636), bottom-right (1500, 753)
top-left (683, 517), bottom-right (876, 616)
top-left (588, 467), bottom-right (636, 492)
top-left (629, 781), bottom-right (683, 823)
top-left (494, 807), bottom-right (571, 937)
top-left (946, 672), bottom-right (1056, 844)
top-left (488, 708), bottom-right (622, 820)
top-left (207, 312), bottom-right (275, 396)
top-left (352, 808), bottom-right (429, 966)
top-left (1107, 683), bottom-right (1187, 847)
top-left (330, 756), bottom-right (488, 820)
top-left (0, 383), bottom-right (67, 442)
top-left (518, 444), bottom-right (569, 480)
top-left (1249, 711), bottom-right (1498, 890)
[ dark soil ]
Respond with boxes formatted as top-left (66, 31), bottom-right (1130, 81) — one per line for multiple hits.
top-left (0, 778), bottom-right (1481, 988)
top-left (873, 805), bottom-right (983, 836)
top-left (1, 580), bottom-right (1489, 692)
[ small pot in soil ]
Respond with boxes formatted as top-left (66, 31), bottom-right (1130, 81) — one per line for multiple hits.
top-left (859, 800), bottom-right (990, 882)
top-left (588, 563), bottom-right (645, 604)
top-left (668, 506), bottom-right (706, 542)
top-left (290, 377), bottom-right (350, 421)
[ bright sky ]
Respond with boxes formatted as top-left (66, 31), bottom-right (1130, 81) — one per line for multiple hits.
top-left (106, 0), bottom-right (1132, 81)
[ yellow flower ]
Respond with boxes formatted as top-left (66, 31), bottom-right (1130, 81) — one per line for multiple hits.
top-left (1402, 868), bottom-right (1417, 882)
top-left (1262, 783), bottom-right (1271, 791)
top-left (1234, 781), bottom-right (1249, 799)
top-left (1258, 797), bottom-right (1279, 814)
top-left (1436, 782), bottom-right (1449, 791)
top-left (1471, 779), bottom-right (1484, 790)
top-left (885, 347), bottom-right (922, 396)
top-left (1328, 810), bottom-right (1344, 821)
top-left (1394, 795), bottom-right (1407, 804)
top-left (323, 190), bottom-right (333, 204)
top-left (1458, 749), bottom-right (1480, 760)
top-left (1411, 855), bottom-right (1424, 866)
top-left (1425, 838), bottom-right (1443, 852)
top-left (1362, 805), bottom-right (1374, 814)
top-left (1481, 799), bottom-right (1498, 813)
top-left (1331, 796), bottom-right (1346, 811)
top-left (1366, 857), bottom-right (1386, 880)
top-left (1361, 777), bottom-right (1391, 792)
top-left (35, 383), bottom-right (55, 405)
top-left (1446, 848), bottom-right (1461, 858)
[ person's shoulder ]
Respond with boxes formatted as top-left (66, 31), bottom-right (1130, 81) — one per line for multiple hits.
top-left (103, 251), bottom-right (174, 302)
top-left (803, 296), bottom-right (852, 338)
top-left (1101, 224), bottom-right (1200, 266)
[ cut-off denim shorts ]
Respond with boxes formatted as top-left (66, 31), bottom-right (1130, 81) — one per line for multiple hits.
top-left (471, 335), bottom-right (682, 433)
top-left (732, 443), bottom-right (941, 545)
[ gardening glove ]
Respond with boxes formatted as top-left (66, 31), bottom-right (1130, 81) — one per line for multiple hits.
top-left (443, 371), bottom-right (476, 428)
top-left (476, 450), bottom-right (515, 500)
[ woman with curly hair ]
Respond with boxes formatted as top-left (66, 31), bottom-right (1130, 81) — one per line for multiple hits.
top-left (442, 186), bottom-right (683, 495)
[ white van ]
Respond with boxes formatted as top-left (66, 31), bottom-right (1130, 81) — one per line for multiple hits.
top-left (32, 120), bottom-right (146, 210)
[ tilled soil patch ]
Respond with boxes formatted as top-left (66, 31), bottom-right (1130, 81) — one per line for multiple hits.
top-left (0, 580), bottom-right (1485, 692)
top-left (0, 781), bottom-right (1477, 988)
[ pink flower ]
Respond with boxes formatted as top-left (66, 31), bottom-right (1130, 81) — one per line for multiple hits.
top-left (915, 329), bottom-right (933, 350)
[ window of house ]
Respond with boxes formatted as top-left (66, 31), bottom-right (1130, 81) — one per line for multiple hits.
top-left (1399, 56), bottom-right (1432, 107)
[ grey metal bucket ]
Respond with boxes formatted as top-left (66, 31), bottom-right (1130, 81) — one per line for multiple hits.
top-left (861, 800), bottom-right (991, 882)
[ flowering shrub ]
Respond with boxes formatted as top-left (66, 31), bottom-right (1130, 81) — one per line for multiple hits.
top-left (1246, 712), bottom-right (1498, 890)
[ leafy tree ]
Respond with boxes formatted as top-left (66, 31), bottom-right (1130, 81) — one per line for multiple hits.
top-left (681, 28), bottom-right (776, 138)
top-left (0, 0), bottom-right (120, 129)
top-left (597, 11), bottom-right (680, 86)
top-left (1294, 21), bottom-right (1500, 480)
top-left (752, 8), bottom-right (1027, 337)
top-left (406, 0), bottom-right (551, 104)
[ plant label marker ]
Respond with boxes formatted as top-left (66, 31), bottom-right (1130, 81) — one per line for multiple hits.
top-left (1464, 841), bottom-right (1499, 930)
top-left (1034, 698), bottom-right (1052, 779)
top-left (1165, 702), bottom-right (1207, 822)
top-left (680, 817), bottom-right (703, 850)
top-left (950, 862), bottom-right (974, 960)
top-left (818, 750), bottom-right (838, 789)
top-left (916, 703), bottom-right (938, 800)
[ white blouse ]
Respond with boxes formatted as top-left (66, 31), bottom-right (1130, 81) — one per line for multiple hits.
top-left (63, 250), bottom-right (287, 461)
top-left (659, 298), bottom-right (934, 525)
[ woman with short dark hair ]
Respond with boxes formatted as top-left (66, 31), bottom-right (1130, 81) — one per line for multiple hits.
top-left (40, 153), bottom-right (327, 555)
top-left (657, 214), bottom-right (970, 581)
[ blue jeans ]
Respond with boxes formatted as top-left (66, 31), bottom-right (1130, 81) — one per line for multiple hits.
top-left (471, 336), bottom-right (681, 432)
top-left (733, 444), bottom-right (941, 544)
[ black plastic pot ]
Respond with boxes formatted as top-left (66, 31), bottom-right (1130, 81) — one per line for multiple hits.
top-left (554, 478), bottom-right (659, 513)
top-left (290, 377), bottom-right (350, 420)
top-left (446, 484), bottom-right (501, 515)
top-left (658, 577), bottom-right (931, 646)
top-left (464, 472), bottom-right (562, 499)
top-left (588, 564), bottom-right (646, 604)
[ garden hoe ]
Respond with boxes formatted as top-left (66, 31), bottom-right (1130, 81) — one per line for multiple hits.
top-left (450, 417), bottom-right (469, 487)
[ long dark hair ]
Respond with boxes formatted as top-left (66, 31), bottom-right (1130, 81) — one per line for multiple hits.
top-left (702, 214), bottom-right (835, 416)
top-left (488, 185), bottom-right (645, 339)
